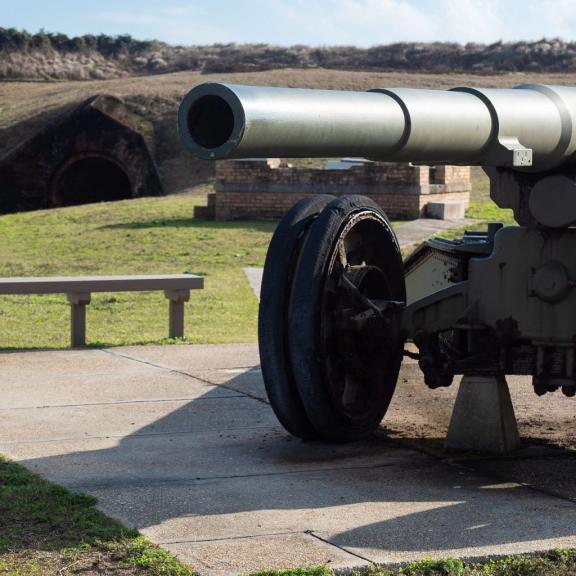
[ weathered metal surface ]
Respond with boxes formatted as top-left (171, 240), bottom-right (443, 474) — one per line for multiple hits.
top-left (469, 227), bottom-right (576, 344)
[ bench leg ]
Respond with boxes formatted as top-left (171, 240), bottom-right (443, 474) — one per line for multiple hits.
top-left (164, 290), bottom-right (191, 339)
top-left (67, 293), bottom-right (91, 348)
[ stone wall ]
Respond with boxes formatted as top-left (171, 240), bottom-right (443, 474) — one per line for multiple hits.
top-left (203, 160), bottom-right (471, 220)
top-left (0, 95), bottom-right (162, 214)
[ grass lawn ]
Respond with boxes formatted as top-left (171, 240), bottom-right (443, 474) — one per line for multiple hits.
top-left (253, 552), bottom-right (576, 575)
top-left (0, 192), bottom-right (275, 349)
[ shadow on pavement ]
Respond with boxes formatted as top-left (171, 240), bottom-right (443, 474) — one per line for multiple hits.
top-left (6, 359), bottom-right (576, 559)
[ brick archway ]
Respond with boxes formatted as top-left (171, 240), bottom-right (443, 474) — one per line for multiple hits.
top-left (50, 153), bottom-right (132, 208)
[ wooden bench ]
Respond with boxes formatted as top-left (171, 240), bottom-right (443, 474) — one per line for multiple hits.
top-left (0, 275), bottom-right (204, 347)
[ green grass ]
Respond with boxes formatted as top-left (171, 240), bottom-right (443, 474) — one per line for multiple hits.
top-left (250, 552), bottom-right (576, 576)
top-left (466, 166), bottom-right (515, 226)
top-left (0, 193), bottom-right (275, 349)
top-left (466, 202), bottom-right (515, 225)
top-left (434, 166), bottom-right (516, 243)
top-left (0, 456), bottom-right (192, 575)
top-left (431, 200), bottom-right (516, 244)
top-left (469, 167), bottom-right (490, 204)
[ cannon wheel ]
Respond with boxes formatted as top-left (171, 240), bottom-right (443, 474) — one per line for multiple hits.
top-left (259, 195), bottom-right (335, 439)
top-left (290, 195), bottom-right (406, 442)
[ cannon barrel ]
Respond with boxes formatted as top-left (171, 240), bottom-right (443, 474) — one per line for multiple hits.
top-left (178, 83), bottom-right (576, 171)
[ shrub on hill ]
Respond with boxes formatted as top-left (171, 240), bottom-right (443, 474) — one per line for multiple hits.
top-left (2, 28), bottom-right (576, 80)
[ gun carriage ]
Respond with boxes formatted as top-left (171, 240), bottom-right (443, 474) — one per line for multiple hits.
top-left (179, 82), bottom-right (576, 442)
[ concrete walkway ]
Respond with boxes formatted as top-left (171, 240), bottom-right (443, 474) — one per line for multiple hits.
top-left (1, 343), bottom-right (576, 575)
top-left (244, 218), bottom-right (476, 299)
top-left (394, 217), bottom-right (477, 248)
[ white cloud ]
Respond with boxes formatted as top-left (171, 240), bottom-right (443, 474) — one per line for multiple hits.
top-left (441, 0), bottom-right (508, 43)
top-left (527, 0), bottom-right (576, 39)
top-left (93, 0), bottom-right (573, 46)
top-left (246, 0), bottom-right (509, 46)
top-left (265, 0), bottom-right (436, 45)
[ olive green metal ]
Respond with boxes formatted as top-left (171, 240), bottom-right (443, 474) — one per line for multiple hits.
top-left (178, 82), bottom-right (576, 171)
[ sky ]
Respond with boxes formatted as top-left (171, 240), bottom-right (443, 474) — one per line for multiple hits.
top-left (2, 0), bottom-right (576, 47)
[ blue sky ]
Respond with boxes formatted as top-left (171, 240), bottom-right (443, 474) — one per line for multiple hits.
top-left (2, 0), bottom-right (575, 46)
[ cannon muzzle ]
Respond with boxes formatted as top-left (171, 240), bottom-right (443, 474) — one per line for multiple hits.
top-left (179, 82), bottom-right (576, 171)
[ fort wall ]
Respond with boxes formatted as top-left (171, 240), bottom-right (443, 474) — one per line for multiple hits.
top-left (199, 160), bottom-right (471, 220)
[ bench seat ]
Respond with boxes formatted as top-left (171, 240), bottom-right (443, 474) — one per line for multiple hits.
top-left (0, 274), bottom-right (204, 347)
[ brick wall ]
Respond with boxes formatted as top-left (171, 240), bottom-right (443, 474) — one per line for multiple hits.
top-left (206, 160), bottom-right (470, 220)
top-left (430, 165), bottom-right (471, 186)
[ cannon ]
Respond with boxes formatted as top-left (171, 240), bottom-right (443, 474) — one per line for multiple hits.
top-left (179, 82), bottom-right (576, 442)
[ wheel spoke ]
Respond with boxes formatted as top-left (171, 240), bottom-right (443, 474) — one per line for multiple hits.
top-left (323, 212), bottom-right (405, 421)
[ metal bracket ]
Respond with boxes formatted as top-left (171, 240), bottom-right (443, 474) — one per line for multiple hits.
top-left (401, 281), bottom-right (468, 338)
top-left (492, 137), bottom-right (533, 168)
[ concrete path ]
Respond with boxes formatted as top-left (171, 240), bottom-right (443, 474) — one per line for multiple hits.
top-left (394, 217), bottom-right (476, 249)
top-left (2, 344), bottom-right (576, 575)
top-left (244, 267), bottom-right (263, 302)
top-left (244, 218), bottom-right (476, 299)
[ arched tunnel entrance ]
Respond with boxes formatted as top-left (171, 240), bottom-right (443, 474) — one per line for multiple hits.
top-left (50, 155), bottom-right (132, 208)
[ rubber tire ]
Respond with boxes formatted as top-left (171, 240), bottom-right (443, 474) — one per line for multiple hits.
top-left (289, 195), bottom-right (405, 442)
top-left (259, 195), bottom-right (335, 439)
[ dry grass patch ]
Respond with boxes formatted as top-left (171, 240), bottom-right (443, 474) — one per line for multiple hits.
top-left (0, 456), bottom-right (192, 575)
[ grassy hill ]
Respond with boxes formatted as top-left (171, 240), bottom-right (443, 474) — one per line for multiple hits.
top-left (0, 192), bottom-right (274, 349)
top-left (5, 68), bottom-right (576, 135)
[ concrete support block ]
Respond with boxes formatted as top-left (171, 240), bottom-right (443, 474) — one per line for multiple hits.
top-left (165, 289), bottom-right (190, 339)
top-left (193, 205), bottom-right (216, 220)
top-left (427, 200), bottom-right (466, 220)
top-left (67, 292), bottom-right (91, 348)
top-left (445, 375), bottom-right (521, 454)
